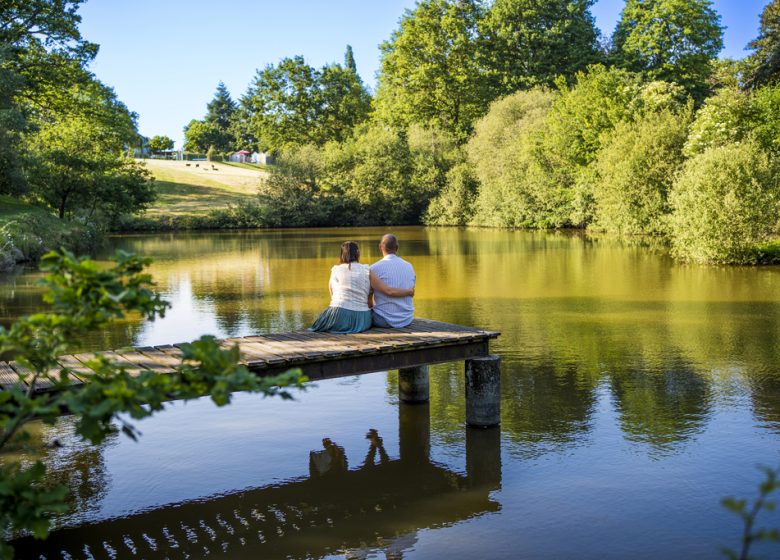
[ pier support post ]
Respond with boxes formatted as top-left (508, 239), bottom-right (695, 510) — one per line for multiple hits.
top-left (465, 355), bottom-right (501, 428)
top-left (398, 365), bottom-right (429, 403)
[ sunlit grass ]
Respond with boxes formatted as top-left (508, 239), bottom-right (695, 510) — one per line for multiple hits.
top-left (141, 159), bottom-right (266, 217)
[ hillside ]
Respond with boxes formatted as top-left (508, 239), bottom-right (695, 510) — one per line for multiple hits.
top-left (142, 159), bottom-right (266, 218)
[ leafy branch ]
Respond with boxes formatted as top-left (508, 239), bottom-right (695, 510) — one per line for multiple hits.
top-left (722, 464), bottom-right (780, 560)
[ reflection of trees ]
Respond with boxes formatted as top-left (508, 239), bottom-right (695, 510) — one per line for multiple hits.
top-left (747, 372), bottom-right (780, 434)
top-left (501, 360), bottom-right (597, 456)
top-left (608, 358), bottom-right (712, 455)
top-left (5, 417), bottom-right (113, 529)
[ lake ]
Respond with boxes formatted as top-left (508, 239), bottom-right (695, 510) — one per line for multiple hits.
top-left (3, 226), bottom-right (780, 559)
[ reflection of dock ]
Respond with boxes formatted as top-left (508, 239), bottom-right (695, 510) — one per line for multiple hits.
top-left (14, 405), bottom-right (502, 559)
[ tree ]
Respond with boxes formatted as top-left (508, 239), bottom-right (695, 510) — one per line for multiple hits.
top-left (0, 0), bottom-right (98, 194)
top-left (257, 144), bottom-right (336, 226)
top-left (611, 0), bottom-right (724, 101)
top-left (0, 48), bottom-right (25, 195)
top-left (25, 115), bottom-right (155, 220)
top-left (424, 161), bottom-right (478, 225)
top-left (241, 56), bottom-right (320, 151)
top-left (344, 44), bottom-right (357, 73)
top-left (479, 0), bottom-right (602, 95)
top-left (183, 119), bottom-right (221, 153)
top-left (317, 64), bottom-right (372, 144)
top-left (683, 84), bottom-right (780, 158)
top-left (238, 55), bottom-right (370, 151)
top-left (203, 82), bottom-right (236, 152)
top-left (0, 250), bottom-right (304, 557)
top-left (669, 140), bottom-right (780, 264)
top-left (148, 135), bottom-right (174, 153)
top-left (205, 82), bottom-right (236, 129)
top-left (374, 0), bottom-right (487, 142)
top-left (745, 0), bottom-right (780, 88)
top-left (23, 77), bottom-right (154, 221)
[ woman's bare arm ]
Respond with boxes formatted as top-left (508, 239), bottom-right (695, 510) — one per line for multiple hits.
top-left (370, 271), bottom-right (414, 297)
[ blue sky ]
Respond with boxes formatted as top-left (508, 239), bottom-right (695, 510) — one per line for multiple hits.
top-left (78, 0), bottom-right (768, 145)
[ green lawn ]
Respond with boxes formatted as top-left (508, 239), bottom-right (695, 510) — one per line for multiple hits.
top-left (220, 160), bottom-right (272, 172)
top-left (141, 159), bottom-right (266, 217)
top-left (0, 195), bottom-right (59, 228)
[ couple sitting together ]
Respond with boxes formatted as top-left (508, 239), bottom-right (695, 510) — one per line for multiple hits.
top-left (310, 234), bottom-right (415, 334)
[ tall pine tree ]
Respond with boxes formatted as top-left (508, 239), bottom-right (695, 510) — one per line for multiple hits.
top-left (201, 82), bottom-right (237, 152)
top-left (206, 82), bottom-right (237, 130)
top-left (344, 44), bottom-right (357, 73)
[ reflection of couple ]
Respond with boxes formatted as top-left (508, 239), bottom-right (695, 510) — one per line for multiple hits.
top-left (308, 429), bottom-right (390, 477)
top-left (310, 234), bottom-right (416, 334)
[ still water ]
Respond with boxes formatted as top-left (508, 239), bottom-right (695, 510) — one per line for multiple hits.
top-left (2, 226), bottom-right (780, 559)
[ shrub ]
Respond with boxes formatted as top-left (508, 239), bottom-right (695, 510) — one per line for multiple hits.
top-left (669, 140), bottom-right (780, 263)
top-left (468, 88), bottom-right (561, 227)
top-left (683, 88), bottom-right (757, 157)
top-left (424, 162), bottom-right (478, 225)
top-left (591, 109), bottom-right (691, 235)
top-left (322, 124), bottom-right (415, 225)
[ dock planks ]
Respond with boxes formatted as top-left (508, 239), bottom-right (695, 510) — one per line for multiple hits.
top-left (0, 318), bottom-right (499, 394)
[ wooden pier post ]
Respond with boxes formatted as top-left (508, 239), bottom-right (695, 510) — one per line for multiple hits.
top-left (465, 355), bottom-right (501, 428)
top-left (398, 365), bottom-right (430, 403)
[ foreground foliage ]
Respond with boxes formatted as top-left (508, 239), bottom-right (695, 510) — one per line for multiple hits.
top-left (721, 465), bottom-right (780, 560)
top-left (0, 251), bottom-right (304, 557)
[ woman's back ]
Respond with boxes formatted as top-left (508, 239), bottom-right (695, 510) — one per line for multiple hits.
top-left (329, 263), bottom-right (370, 311)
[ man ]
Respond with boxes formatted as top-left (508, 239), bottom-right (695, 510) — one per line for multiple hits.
top-left (370, 234), bottom-right (416, 328)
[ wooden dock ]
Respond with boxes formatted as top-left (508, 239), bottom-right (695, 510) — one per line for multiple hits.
top-left (0, 318), bottom-right (500, 394)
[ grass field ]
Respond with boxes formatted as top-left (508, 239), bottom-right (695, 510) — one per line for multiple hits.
top-left (141, 159), bottom-right (266, 217)
top-left (0, 195), bottom-right (59, 228)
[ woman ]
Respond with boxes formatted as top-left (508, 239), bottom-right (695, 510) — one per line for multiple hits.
top-left (310, 241), bottom-right (414, 333)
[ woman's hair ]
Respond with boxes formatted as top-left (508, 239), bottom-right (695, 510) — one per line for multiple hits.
top-left (339, 241), bottom-right (360, 269)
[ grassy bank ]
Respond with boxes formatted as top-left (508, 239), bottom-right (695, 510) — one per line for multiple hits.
top-left (118, 159), bottom-right (266, 230)
top-left (0, 196), bottom-right (99, 270)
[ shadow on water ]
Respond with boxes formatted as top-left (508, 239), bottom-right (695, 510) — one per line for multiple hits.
top-left (12, 404), bottom-right (502, 560)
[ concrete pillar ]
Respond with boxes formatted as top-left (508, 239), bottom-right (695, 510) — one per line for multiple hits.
top-left (398, 365), bottom-right (429, 403)
top-left (466, 425), bottom-right (501, 490)
top-left (465, 355), bottom-right (501, 428)
top-left (399, 402), bottom-right (430, 464)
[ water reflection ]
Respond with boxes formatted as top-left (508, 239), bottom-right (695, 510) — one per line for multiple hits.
top-left (14, 404), bottom-right (501, 559)
top-left (608, 358), bottom-right (710, 452)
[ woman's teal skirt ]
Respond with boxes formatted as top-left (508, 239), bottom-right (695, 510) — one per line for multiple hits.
top-left (310, 306), bottom-right (373, 334)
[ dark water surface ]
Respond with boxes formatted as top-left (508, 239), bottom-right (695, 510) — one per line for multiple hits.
top-left (3, 227), bottom-right (780, 559)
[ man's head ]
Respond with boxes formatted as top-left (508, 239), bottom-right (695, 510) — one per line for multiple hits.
top-left (379, 234), bottom-right (398, 256)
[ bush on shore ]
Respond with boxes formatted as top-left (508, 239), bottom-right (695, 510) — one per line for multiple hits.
top-left (669, 140), bottom-right (780, 264)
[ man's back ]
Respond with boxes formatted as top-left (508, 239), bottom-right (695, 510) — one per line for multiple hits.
top-left (371, 254), bottom-right (415, 328)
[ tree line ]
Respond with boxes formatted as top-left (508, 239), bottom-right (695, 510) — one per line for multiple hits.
top-left (2, 0), bottom-right (779, 265)
top-left (188, 0), bottom-right (780, 264)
